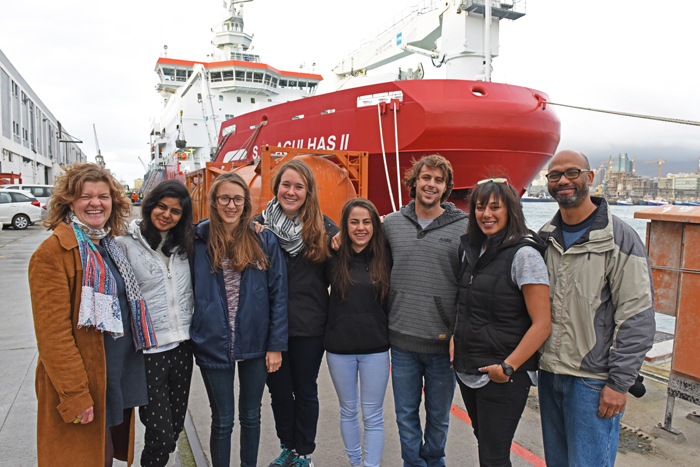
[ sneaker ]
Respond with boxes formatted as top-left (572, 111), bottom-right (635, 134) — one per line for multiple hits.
top-left (290, 455), bottom-right (314, 467)
top-left (269, 444), bottom-right (297, 467)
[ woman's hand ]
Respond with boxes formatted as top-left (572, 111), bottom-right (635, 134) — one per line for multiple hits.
top-left (253, 221), bottom-right (267, 234)
top-left (266, 351), bottom-right (282, 373)
top-left (479, 364), bottom-right (510, 383)
top-left (73, 406), bottom-right (94, 425)
top-left (330, 232), bottom-right (341, 251)
top-left (449, 336), bottom-right (454, 368)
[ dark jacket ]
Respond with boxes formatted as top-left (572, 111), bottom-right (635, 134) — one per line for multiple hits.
top-left (323, 248), bottom-right (390, 355)
top-left (453, 230), bottom-right (546, 374)
top-left (190, 219), bottom-right (288, 369)
top-left (254, 213), bottom-right (339, 337)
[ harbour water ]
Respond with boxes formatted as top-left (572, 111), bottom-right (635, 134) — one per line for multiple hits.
top-left (522, 202), bottom-right (675, 334)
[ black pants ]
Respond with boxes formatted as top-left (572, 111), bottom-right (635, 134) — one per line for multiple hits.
top-left (457, 371), bottom-right (532, 467)
top-left (139, 341), bottom-right (194, 467)
top-left (266, 335), bottom-right (325, 456)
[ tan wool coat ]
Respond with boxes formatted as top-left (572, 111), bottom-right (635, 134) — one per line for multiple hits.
top-left (28, 222), bottom-right (135, 466)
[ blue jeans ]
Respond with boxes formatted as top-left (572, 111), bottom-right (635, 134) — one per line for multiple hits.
top-left (200, 358), bottom-right (268, 467)
top-left (327, 351), bottom-right (390, 467)
top-left (391, 346), bottom-right (456, 467)
top-left (538, 370), bottom-right (623, 467)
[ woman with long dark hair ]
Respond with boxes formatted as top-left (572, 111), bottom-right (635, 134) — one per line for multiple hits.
top-left (190, 172), bottom-right (287, 467)
top-left (116, 180), bottom-right (194, 466)
top-left (324, 198), bottom-right (391, 467)
top-left (450, 178), bottom-right (551, 467)
top-left (257, 159), bottom-right (338, 467)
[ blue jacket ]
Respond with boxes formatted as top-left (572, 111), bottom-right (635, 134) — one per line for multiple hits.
top-left (190, 219), bottom-right (288, 369)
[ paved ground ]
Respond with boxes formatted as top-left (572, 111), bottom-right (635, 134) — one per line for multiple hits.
top-left (2, 222), bottom-right (700, 466)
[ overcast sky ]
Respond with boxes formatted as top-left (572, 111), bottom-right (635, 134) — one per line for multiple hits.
top-left (1, 0), bottom-right (698, 184)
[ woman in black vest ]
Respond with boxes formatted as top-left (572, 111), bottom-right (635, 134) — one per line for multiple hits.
top-left (450, 178), bottom-right (551, 467)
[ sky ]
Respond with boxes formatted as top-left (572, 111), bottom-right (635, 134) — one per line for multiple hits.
top-left (1, 0), bottom-right (699, 185)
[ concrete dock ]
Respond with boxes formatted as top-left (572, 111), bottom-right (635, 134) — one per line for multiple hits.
top-left (1, 223), bottom-right (699, 466)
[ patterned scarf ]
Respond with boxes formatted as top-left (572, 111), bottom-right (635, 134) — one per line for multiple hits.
top-left (70, 213), bottom-right (157, 350)
top-left (262, 197), bottom-right (304, 257)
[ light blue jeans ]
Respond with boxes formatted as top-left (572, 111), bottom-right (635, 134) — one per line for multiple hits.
top-left (326, 351), bottom-right (390, 467)
top-left (390, 346), bottom-right (456, 467)
top-left (538, 370), bottom-right (623, 467)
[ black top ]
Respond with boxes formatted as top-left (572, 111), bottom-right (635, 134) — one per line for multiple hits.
top-left (452, 230), bottom-right (546, 374)
top-left (254, 214), bottom-right (339, 337)
top-left (323, 248), bottom-right (390, 355)
top-left (96, 244), bottom-right (148, 429)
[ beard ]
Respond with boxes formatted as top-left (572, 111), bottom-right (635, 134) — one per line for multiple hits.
top-left (550, 182), bottom-right (589, 207)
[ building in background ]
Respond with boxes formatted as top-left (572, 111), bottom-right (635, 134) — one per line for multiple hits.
top-left (0, 49), bottom-right (85, 185)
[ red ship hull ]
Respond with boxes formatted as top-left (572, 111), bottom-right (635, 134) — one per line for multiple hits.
top-left (211, 79), bottom-right (560, 214)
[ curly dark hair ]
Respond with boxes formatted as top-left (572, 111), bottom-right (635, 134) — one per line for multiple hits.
top-left (403, 154), bottom-right (454, 203)
top-left (139, 180), bottom-right (194, 258)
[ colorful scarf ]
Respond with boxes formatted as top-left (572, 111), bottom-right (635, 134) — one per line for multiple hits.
top-left (262, 198), bottom-right (304, 257)
top-left (70, 213), bottom-right (157, 350)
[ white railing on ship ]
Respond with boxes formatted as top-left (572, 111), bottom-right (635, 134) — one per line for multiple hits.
top-left (344, 0), bottom-right (443, 58)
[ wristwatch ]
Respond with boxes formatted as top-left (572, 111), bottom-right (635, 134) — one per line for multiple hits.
top-left (500, 361), bottom-right (515, 376)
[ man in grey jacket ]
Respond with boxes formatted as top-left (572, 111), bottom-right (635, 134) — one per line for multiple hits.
top-left (538, 150), bottom-right (655, 467)
top-left (383, 155), bottom-right (468, 467)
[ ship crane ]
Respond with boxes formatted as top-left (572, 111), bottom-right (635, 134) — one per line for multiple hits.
top-left (332, 0), bottom-right (526, 89)
top-left (644, 158), bottom-right (667, 180)
top-left (93, 124), bottom-right (105, 169)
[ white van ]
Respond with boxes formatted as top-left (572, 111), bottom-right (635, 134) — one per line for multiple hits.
top-left (0, 184), bottom-right (53, 209)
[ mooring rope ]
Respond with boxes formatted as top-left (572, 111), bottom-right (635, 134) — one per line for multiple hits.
top-left (542, 101), bottom-right (700, 127)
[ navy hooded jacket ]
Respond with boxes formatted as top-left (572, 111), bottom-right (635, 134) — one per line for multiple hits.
top-left (190, 219), bottom-right (288, 369)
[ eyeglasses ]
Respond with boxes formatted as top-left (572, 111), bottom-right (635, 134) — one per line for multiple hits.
top-left (476, 178), bottom-right (508, 185)
top-left (216, 195), bottom-right (246, 207)
top-left (546, 169), bottom-right (590, 182)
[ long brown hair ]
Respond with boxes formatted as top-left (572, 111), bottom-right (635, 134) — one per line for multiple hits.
top-left (46, 163), bottom-right (131, 235)
top-left (271, 159), bottom-right (329, 263)
top-left (208, 172), bottom-right (268, 272)
top-left (333, 198), bottom-right (390, 301)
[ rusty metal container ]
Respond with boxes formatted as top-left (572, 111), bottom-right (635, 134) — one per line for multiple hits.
top-left (635, 205), bottom-right (700, 442)
top-left (186, 145), bottom-right (368, 224)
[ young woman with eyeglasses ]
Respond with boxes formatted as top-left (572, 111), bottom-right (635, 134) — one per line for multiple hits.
top-left (190, 172), bottom-right (288, 467)
top-left (450, 178), bottom-right (552, 467)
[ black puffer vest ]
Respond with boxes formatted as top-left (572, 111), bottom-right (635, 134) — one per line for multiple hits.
top-left (453, 230), bottom-right (545, 374)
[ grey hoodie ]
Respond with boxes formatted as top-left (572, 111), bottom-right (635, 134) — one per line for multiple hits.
top-left (383, 201), bottom-right (468, 354)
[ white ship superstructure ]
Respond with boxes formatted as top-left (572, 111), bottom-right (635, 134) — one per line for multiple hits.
top-left (144, 0), bottom-right (322, 191)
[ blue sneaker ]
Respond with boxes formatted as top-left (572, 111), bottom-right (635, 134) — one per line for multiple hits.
top-left (290, 455), bottom-right (314, 467)
top-left (269, 444), bottom-right (297, 467)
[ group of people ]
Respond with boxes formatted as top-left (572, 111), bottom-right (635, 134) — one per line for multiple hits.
top-left (28, 148), bottom-right (655, 467)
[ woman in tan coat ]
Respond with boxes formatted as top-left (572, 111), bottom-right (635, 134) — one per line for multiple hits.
top-left (29, 163), bottom-right (157, 466)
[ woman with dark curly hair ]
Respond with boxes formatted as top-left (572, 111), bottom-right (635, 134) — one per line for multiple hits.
top-left (116, 180), bottom-right (194, 466)
top-left (28, 163), bottom-right (157, 467)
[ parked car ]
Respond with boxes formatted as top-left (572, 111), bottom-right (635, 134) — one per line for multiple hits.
top-left (0, 184), bottom-right (53, 210)
top-left (0, 189), bottom-right (44, 230)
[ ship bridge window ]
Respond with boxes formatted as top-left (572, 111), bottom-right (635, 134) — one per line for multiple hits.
top-left (211, 71), bottom-right (222, 82)
top-left (162, 68), bottom-right (175, 82)
top-left (288, 80), bottom-right (297, 87)
top-left (308, 82), bottom-right (317, 90)
top-left (187, 70), bottom-right (193, 78)
top-left (245, 71), bottom-right (253, 82)
top-left (271, 77), bottom-right (278, 87)
top-left (253, 72), bottom-right (263, 83)
top-left (264, 74), bottom-right (272, 85)
top-left (235, 71), bottom-right (245, 81)
top-left (176, 69), bottom-right (187, 82)
top-left (298, 81), bottom-right (307, 89)
top-left (279, 79), bottom-right (287, 88)
top-left (223, 70), bottom-right (234, 81)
